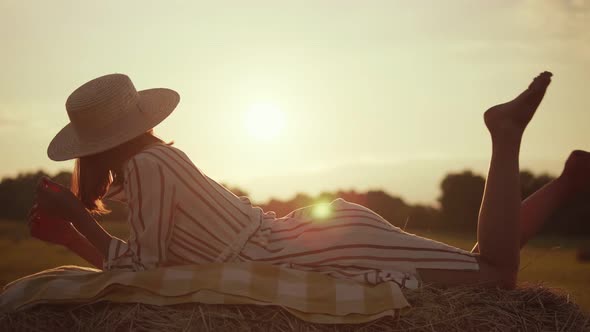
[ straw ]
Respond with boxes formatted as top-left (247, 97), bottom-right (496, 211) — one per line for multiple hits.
top-left (2, 283), bottom-right (588, 331)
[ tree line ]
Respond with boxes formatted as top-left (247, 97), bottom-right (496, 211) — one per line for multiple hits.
top-left (1, 169), bottom-right (588, 235)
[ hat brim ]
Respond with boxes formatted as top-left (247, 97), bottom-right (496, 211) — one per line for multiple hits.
top-left (47, 88), bottom-right (179, 161)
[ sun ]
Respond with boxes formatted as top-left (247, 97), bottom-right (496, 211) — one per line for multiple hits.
top-left (244, 103), bottom-right (286, 141)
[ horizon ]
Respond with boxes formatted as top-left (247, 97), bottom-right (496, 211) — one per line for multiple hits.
top-left (1, 155), bottom-right (565, 206)
top-left (1, 0), bottom-right (588, 205)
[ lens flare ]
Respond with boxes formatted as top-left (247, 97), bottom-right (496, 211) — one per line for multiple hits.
top-left (311, 202), bottom-right (332, 220)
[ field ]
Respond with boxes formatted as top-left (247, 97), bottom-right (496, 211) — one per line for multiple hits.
top-left (1, 220), bottom-right (589, 312)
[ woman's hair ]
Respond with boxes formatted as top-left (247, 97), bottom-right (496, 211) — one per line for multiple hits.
top-left (71, 131), bottom-right (170, 215)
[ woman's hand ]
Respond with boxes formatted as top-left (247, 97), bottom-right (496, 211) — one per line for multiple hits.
top-left (28, 203), bottom-right (80, 247)
top-left (34, 177), bottom-right (88, 224)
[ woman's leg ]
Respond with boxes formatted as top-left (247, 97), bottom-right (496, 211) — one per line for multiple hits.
top-left (417, 72), bottom-right (553, 288)
top-left (471, 150), bottom-right (590, 253)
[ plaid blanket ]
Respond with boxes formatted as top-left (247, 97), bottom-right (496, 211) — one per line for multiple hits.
top-left (0, 262), bottom-right (409, 324)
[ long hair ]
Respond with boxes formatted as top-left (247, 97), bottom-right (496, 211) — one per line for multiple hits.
top-left (71, 131), bottom-right (170, 215)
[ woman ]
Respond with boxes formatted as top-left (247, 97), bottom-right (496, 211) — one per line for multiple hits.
top-left (30, 72), bottom-right (589, 289)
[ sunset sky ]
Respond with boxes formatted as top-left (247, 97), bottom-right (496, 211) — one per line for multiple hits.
top-left (1, 1), bottom-right (589, 205)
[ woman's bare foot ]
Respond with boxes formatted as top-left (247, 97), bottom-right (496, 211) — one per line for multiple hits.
top-left (484, 71), bottom-right (552, 140)
top-left (561, 150), bottom-right (590, 193)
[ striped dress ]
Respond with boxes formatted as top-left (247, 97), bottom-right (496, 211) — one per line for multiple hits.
top-left (104, 143), bottom-right (479, 288)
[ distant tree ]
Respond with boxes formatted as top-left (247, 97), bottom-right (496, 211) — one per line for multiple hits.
top-left (520, 170), bottom-right (554, 200)
top-left (437, 169), bottom-right (588, 235)
top-left (366, 190), bottom-right (411, 228)
top-left (260, 198), bottom-right (294, 217)
top-left (51, 171), bottom-right (72, 188)
top-left (220, 183), bottom-right (249, 198)
top-left (406, 205), bottom-right (441, 231)
top-left (261, 192), bottom-right (330, 218)
top-left (0, 170), bottom-right (129, 222)
top-left (2, 167), bottom-right (585, 235)
top-left (438, 170), bottom-right (485, 232)
top-left (543, 190), bottom-right (590, 235)
top-left (316, 191), bottom-right (337, 203)
top-left (335, 189), bottom-right (368, 206)
top-left (0, 171), bottom-right (49, 220)
top-left (290, 193), bottom-right (314, 208)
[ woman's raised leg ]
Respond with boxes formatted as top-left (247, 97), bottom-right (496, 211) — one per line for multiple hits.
top-left (518, 150), bottom-right (590, 247)
top-left (417, 72), bottom-right (553, 288)
top-left (471, 150), bottom-right (590, 253)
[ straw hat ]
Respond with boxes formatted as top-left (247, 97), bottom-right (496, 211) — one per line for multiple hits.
top-left (47, 74), bottom-right (179, 161)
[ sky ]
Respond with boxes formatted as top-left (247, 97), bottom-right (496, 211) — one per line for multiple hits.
top-left (1, 0), bottom-right (589, 205)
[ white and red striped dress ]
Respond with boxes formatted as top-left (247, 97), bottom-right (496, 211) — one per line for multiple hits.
top-left (104, 143), bottom-right (478, 288)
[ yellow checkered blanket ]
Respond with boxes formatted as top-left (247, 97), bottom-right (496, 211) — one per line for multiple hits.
top-left (0, 262), bottom-right (409, 324)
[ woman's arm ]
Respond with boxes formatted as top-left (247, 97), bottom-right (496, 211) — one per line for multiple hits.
top-left (69, 208), bottom-right (114, 258)
top-left (34, 177), bottom-right (115, 265)
top-left (29, 205), bottom-right (105, 269)
top-left (67, 209), bottom-right (135, 270)
top-left (37, 153), bottom-right (177, 271)
top-left (64, 231), bottom-right (104, 269)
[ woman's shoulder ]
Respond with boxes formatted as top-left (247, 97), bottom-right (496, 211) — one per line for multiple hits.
top-left (125, 143), bottom-right (195, 176)
top-left (126, 143), bottom-right (179, 164)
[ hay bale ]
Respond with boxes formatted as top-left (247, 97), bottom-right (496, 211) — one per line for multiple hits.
top-left (1, 283), bottom-right (588, 331)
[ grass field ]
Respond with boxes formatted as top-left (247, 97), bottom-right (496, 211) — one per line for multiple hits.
top-left (1, 220), bottom-right (589, 312)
